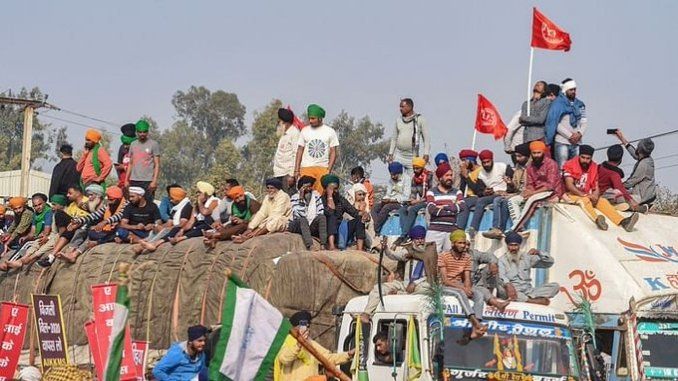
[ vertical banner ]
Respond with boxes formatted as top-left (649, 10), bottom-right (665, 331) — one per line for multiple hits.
top-left (91, 284), bottom-right (137, 380)
top-left (31, 295), bottom-right (69, 373)
top-left (0, 302), bottom-right (29, 380)
top-left (131, 340), bottom-right (148, 381)
top-left (85, 321), bottom-right (104, 381)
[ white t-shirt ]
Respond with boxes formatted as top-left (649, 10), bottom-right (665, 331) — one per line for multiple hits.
top-left (297, 125), bottom-right (339, 168)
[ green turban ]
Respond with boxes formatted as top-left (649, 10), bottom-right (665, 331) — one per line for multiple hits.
top-left (50, 194), bottom-right (68, 207)
top-left (135, 119), bottom-right (150, 133)
top-left (307, 104), bottom-right (326, 118)
top-left (120, 135), bottom-right (137, 145)
top-left (320, 174), bottom-right (340, 189)
top-left (449, 229), bottom-right (467, 243)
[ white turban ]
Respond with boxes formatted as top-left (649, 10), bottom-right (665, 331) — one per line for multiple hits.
top-left (128, 186), bottom-right (146, 196)
top-left (562, 79), bottom-right (577, 92)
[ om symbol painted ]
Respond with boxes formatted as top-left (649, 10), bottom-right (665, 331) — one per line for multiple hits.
top-left (559, 269), bottom-right (602, 304)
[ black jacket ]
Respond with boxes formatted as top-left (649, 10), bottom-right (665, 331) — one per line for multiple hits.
top-left (49, 158), bottom-right (80, 197)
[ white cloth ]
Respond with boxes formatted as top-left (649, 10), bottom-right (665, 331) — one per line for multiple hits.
top-left (273, 126), bottom-right (300, 177)
top-left (477, 162), bottom-right (509, 192)
top-left (196, 196), bottom-right (220, 222)
top-left (171, 197), bottom-right (191, 227)
top-left (297, 124), bottom-right (339, 168)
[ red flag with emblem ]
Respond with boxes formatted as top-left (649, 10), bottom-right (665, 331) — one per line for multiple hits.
top-left (475, 94), bottom-right (507, 140)
top-left (531, 8), bottom-right (572, 51)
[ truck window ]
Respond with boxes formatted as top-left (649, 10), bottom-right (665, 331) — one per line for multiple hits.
top-left (373, 319), bottom-right (408, 367)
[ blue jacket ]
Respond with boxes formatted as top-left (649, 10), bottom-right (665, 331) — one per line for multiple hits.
top-left (158, 196), bottom-right (172, 222)
top-left (152, 342), bottom-right (206, 381)
top-left (545, 94), bottom-right (586, 145)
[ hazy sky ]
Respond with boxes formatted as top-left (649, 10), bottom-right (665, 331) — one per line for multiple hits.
top-left (4, 1), bottom-right (678, 188)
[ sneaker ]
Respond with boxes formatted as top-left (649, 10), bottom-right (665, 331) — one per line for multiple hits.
top-left (482, 228), bottom-right (504, 240)
top-left (595, 216), bottom-right (608, 231)
top-left (620, 212), bottom-right (639, 232)
top-left (37, 256), bottom-right (54, 268)
top-left (636, 204), bottom-right (650, 214)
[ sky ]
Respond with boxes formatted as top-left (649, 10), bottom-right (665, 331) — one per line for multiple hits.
top-left (3, 1), bottom-right (678, 188)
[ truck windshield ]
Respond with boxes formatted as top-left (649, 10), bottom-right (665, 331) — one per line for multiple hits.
top-left (440, 316), bottom-right (578, 380)
top-left (637, 320), bottom-right (678, 379)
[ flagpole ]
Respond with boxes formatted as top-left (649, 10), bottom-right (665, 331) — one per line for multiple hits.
top-left (289, 327), bottom-right (352, 381)
top-left (526, 47), bottom-right (534, 116)
top-left (471, 129), bottom-right (478, 151)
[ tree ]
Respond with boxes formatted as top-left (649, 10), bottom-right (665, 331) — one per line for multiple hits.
top-left (240, 99), bottom-right (283, 196)
top-left (653, 186), bottom-right (678, 216)
top-left (156, 120), bottom-right (209, 191)
top-left (206, 139), bottom-right (243, 193)
top-left (0, 87), bottom-right (59, 171)
top-left (330, 111), bottom-right (389, 180)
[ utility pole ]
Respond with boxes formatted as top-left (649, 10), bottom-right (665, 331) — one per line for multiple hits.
top-left (0, 96), bottom-right (59, 196)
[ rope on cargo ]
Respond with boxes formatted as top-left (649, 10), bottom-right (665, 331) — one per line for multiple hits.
top-left (171, 240), bottom-right (199, 342)
top-left (145, 247), bottom-right (172, 349)
top-left (310, 251), bottom-right (367, 294)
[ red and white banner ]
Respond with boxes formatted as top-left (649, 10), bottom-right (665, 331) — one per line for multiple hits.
top-left (0, 302), bottom-right (29, 381)
top-left (85, 321), bottom-right (104, 381)
top-left (531, 7), bottom-right (572, 51)
top-left (475, 94), bottom-right (507, 140)
top-left (131, 340), bottom-right (148, 381)
top-left (90, 284), bottom-right (137, 380)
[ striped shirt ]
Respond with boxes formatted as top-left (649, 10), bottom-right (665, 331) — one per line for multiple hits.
top-left (74, 200), bottom-right (129, 226)
top-left (426, 186), bottom-right (465, 232)
top-left (290, 191), bottom-right (324, 221)
top-left (438, 252), bottom-right (472, 285)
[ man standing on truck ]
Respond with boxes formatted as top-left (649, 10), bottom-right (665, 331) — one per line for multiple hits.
top-left (361, 226), bottom-right (437, 321)
top-left (497, 232), bottom-right (560, 305)
top-left (274, 310), bottom-right (354, 381)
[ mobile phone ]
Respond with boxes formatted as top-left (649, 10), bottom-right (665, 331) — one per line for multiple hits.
top-left (606, 129), bottom-right (618, 135)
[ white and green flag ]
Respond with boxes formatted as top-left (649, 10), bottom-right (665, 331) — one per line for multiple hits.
top-left (103, 281), bottom-right (129, 381)
top-left (210, 275), bottom-right (291, 381)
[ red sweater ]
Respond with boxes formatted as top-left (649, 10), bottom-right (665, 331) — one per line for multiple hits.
top-left (598, 162), bottom-right (633, 202)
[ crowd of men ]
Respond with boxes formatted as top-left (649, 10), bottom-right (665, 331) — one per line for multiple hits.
top-left (0, 80), bottom-right (661, 379)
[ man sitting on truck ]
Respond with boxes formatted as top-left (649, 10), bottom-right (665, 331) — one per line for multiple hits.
top-left (498, 232), bottom-right (560, 305)
top-left (361, 226), bottom-right (437, 321)
top-left (464, 235), bottom-right (509, 312)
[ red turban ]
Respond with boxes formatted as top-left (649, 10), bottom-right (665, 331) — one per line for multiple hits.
top-left (478, 150), bottom-right (494, 160)
top-left (458, 149), bottom-right (478, 159)
top-left (435, 162), bottom-right (452, 179)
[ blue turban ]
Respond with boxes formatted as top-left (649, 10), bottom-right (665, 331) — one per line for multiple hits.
top-left (388, 161), bottom-right (404, 175)
top-left (434, 153), bottom-right (449, 166)
top-left (408, 225), bottom-right (426, 239)
top-left (504, 231), bottom-right (523, 245)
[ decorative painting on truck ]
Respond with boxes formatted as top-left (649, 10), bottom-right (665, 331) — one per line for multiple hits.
top-left (617, 238), bottom-right (678, 263)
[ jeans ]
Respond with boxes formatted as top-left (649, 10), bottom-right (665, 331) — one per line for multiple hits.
top-left (554, 142), bottom-right (579, 168)
top-left (371, 202), bottom-right (402, 234)
top-left (491, 197), bottom-right (509, 231)
top-left (456, 196), bottom-right (476, 229)
top-left (399, 203), bottom-right (427, 236)
top-left (470, 195), bottom-right (500, 231)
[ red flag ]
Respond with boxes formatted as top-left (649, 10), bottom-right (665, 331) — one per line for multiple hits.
top-left (287, 105), bottom-right (306, 130)
top-left (475, 94), bottom-right (507, 140)
top-left (531, 8), bottom-right (572, 51)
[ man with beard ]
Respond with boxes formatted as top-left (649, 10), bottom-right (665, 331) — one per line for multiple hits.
top-left (388, 98), bottom-right (431, 201)
top-left (546, 78), bottom-right (588, 167)
top-left (464, 235), bottom-right (510, 311)
top-left (233, 178), bottom-right (291, 243)
top-left (0, 194), bottom-right (53, 270)
top-left (456, 149), bottom-right (482, 230)
top-left (138, 186), bottom-right (193, 253)
top-left (115, 186), bottom-right (163, 246)
top-left (76, 129), bottom-right (113, 187)
top-left (294, 104), bottom-right (339, 193)
top-left (598, 144), bottom-right (648, 213)
top-left (426, 163), bottom-right (466, 253)
top-left (438, 230), bottom-right (488, 340)
top-left (274, 108), bottom-right (301, 196)
top-left (498, 232), bottom-right (559, 305)
top-left (56, 184), bottom-right (108, 262)
top-left (153, 325), bottom-right (208, 380)
top-left (563, 145), bottom-right (639, 231)
top-left (125, 119), bottom-right (161, 201)
top-left (507, 141), bottom-right (562, 232)
top-left (204, 185), bottom-right (261, 247)
top-left (361, 226), bottom-right (437, 320)
top-left (519, 81), bottom-right (551, 144)
top-left (615, 129), bottom-right (658, 206)
top-left (288, 176), bottom-right (327, 250)
top-left (467, 150), bottom-right (513, 236)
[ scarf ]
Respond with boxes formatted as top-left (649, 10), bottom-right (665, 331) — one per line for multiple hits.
top-left (91, 143), bottom-right (102, 176)
top-left (231, 196), bottom-right (252, 220)
top-left (273, 335), bottom-right (313, 381)
top-left (33, 205), bottom-right (52, 236)
top-left (196, 196), bottom-right (220, 222)
top-left (545, 94), bottom-right (585, 144)
top-left (120, 135), bottom-right (136, 145)
top-left (602, 161), bottom-right (625, 179)
top-left (171, 197), bottom-right (191, 227)
top-left (402, 113), bottom-right (421, 156)
top-left (306, 192), bottom-right (319, 221)
top-left (413, 169), bottom-right (430, 187)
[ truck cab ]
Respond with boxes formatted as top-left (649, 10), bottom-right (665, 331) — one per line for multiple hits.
top-left (337, 294), bottom-right (579, 381)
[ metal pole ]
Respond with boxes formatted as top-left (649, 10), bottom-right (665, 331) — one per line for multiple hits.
top-left (20, 106), bottom-right (34, 197)
top-left (526, 47), bottom-right (535, 116)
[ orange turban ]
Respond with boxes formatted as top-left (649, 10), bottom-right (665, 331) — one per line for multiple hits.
top-left (0, 205), bottom-right (5, 215)
top-left (529, 140), bottom-right (547, 153)
top-left (8, 197), bottom-right (26, 209)
top-left (85, 128), bottom-right (102, 143)
top-left (412, 157), bottom-right (426, 168)
top-left (226, 186), bottom-right (245, 200)
top-left (106, 186), bottom-right (123, 200)
top-left (169, 187), bottom-right (188, 203)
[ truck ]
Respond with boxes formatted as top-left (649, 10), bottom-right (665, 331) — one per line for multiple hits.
top-left (336, 295), bottom-right (580, 381)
